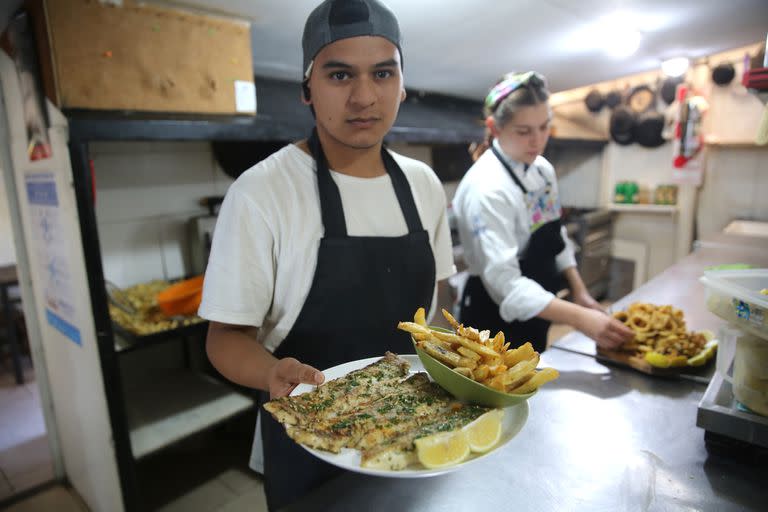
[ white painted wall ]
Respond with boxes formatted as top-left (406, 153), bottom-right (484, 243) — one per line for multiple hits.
top-left (602, 143), bottom-right (677, 203)
top-left (0, 162), bottom-right (17, 265)
top-left (698, 147), bottom-right (768, 237)
top-left (555, 150), bottom-right (603, 209)
top-left (692, 46), bottom-right (768, 238)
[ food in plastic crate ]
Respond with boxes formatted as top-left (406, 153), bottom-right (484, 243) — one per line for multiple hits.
top-left (717, 325), bottom-right (768, 416)
top-left (701, 269), bottom-right (768, 341)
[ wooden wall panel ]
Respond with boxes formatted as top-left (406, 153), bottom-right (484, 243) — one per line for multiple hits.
top-left (41, 0), bottom-right (254, 114)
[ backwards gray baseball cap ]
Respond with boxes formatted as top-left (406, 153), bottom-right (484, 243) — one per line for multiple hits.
top-left (302, 0), bottom-right (402, 79)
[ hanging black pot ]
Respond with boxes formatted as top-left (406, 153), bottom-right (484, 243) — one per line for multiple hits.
top-left (605, 90), bottom-right (622, 109)
top-left (610, 106), bottom-right (637, 145)
top-left (585, 89), bottom-right (605, 112)
top-left (712, 63), bottom-right (735, 86)
top-left (633, 111), bottom-right (666, 148)
top-left (660, 77), bottom-right (681, 105)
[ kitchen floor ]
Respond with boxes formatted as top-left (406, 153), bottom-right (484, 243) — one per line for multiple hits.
top-left (0, 354), bottom-right (53, 504)
top-left (0, 359), bottom-right (267, 512)
top-left (135, 420), bottom-right (268, 512)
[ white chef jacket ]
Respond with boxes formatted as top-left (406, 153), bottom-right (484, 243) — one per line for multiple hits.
top-left (452, 141), bottom-right (577, 322)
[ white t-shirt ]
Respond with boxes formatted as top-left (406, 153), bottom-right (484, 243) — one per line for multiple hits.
top-left (452, 144), bottom-right (576, 323)
top-left (199, 143), bottom-right (456, 352)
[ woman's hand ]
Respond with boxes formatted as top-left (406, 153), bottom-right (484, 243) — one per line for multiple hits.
top-left (576, 308), bottom-right (635, 350)
top-left (573, 290), bottom-right (604, 312)
top-left (267, 357), bottom-right (325, 399)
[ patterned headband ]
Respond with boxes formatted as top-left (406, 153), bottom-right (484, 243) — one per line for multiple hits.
top-left (484, 71), bottom-right (547, 114)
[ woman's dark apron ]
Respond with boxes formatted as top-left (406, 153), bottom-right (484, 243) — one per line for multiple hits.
top-left (460, 145), bottom-right (565, 354)
top-left (259, 130), bottom-right (436, 511)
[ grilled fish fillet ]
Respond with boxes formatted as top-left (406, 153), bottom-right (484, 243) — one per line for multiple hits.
top-left (263, 353), bottom-right (493, 470)
top-left (286, 373), bottom-right (453, 453)
top-left (263, 351), bottom-right (410, 428)
top-left (360, 402), bottom-right (489, 470)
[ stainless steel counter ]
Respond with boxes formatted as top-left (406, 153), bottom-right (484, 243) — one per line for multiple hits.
top-left (282, 244), bottom-right (768, 511)
top-left (694, 231), bottom-right (768, 253)
top-left (554, 244), bottom-right (768, 358)
top-left (284, 346), bottom-right (766, 511)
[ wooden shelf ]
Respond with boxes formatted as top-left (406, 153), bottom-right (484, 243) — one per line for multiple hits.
top-left (704, 141), bottom-right (768, 149)
top-left (609, 203), bottom-right (678, 214)
top-left (547, 137), bottom-right (608, 149)
top-left (65, 77), bottom-right (485, 145)
top-left (124, 371), bottom-right (253, 459)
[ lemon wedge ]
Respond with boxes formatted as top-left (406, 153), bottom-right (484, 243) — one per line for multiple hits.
top-left (668, 355), bottom-right (688, 367)
top-left (687, 340), bottom-right (718, 367)
top-left (415, 430), bottom-right (471, 469)
top-left (644, 351), bottom-right (672, 368)
top-left (464, 409), bottom-right (504, 453)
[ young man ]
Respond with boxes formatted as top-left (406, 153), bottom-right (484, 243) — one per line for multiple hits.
top-left (198, 1), bottom-right (455, 509)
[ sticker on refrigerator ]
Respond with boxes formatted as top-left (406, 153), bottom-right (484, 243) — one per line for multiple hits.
top-left (25, 172), bottom-right (81, 345)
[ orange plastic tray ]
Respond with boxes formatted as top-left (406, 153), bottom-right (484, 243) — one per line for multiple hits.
top-left (156, 275), bottom-right (204, 317)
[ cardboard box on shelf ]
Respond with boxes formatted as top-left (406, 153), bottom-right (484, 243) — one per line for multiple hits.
top-left (28, 0), bottom-right (255, 115)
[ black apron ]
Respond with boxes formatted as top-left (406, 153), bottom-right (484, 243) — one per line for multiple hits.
top-left (460, 146), bottom-right (564, 354)
top-left (259, 130), bottom-right (436, 511)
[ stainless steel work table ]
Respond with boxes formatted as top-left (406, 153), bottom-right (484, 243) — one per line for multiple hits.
top-left (554, 244), bottom-right (768, 358)
top-left (693, 231), bottom-right (768, 254)
top-left (283, 244), bottom-right (767, 511)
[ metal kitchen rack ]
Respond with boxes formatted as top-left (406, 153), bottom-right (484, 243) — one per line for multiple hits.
top-left (111, 320), bottom-right (208, 353)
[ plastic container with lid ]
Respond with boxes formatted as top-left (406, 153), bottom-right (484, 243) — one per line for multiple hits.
top-left (700, 268), bottom-right (768, 340)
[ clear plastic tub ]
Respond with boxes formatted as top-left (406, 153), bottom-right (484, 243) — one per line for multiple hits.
top-left (716, 324), bottom-right (768, 416)
top-left (701, 268), bottom-right (768, 341)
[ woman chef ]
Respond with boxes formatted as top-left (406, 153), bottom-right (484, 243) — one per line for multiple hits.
top-left (198, 1), bottom-right (455, 510)
top-left (453, 71), bottom-right (633, 354)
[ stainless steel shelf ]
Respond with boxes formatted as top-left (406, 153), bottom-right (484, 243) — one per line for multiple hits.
top-left (124, 371), bottom-right (254, 459)
top-left (697, 371), bottom-right (768, 448)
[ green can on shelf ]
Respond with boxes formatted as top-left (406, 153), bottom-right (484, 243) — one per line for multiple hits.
top-left (615, 181), bottom-right (639, 204)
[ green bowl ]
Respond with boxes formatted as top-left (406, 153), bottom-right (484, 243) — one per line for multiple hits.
top-left (413, 326), bottom-right (537, 408)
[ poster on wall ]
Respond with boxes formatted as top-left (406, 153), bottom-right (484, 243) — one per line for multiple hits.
top-left (25, 172), bottom-right (81, 345)
top-left (0, 12), bottom-right (52, 161)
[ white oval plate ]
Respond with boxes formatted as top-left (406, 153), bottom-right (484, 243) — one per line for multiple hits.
top-left (290, 354), bottom-right (529, 478)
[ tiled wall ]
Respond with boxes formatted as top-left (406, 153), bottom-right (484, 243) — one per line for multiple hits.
top-left (91, 141), bottom-right (233, 288)
top-left (92, 141), bottom-right (442, 289)
top-left (554, 149), bottom-right (603, 209)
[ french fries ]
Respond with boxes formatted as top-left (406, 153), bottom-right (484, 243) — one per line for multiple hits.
top-left (509, 367), bottom-right (560, 394)
top-left (414, 307), bottom-right (427, 327)
top-left (397, 308), bottom-right (559, 395)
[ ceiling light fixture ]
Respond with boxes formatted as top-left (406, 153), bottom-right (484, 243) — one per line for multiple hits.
top-left (661, 57), bottom-right (689, 77)
top-left (599, 12), bottom-right (642, 58)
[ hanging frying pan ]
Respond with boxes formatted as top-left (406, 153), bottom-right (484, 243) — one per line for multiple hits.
top-left (610, 106), bottom-right (637, 145)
